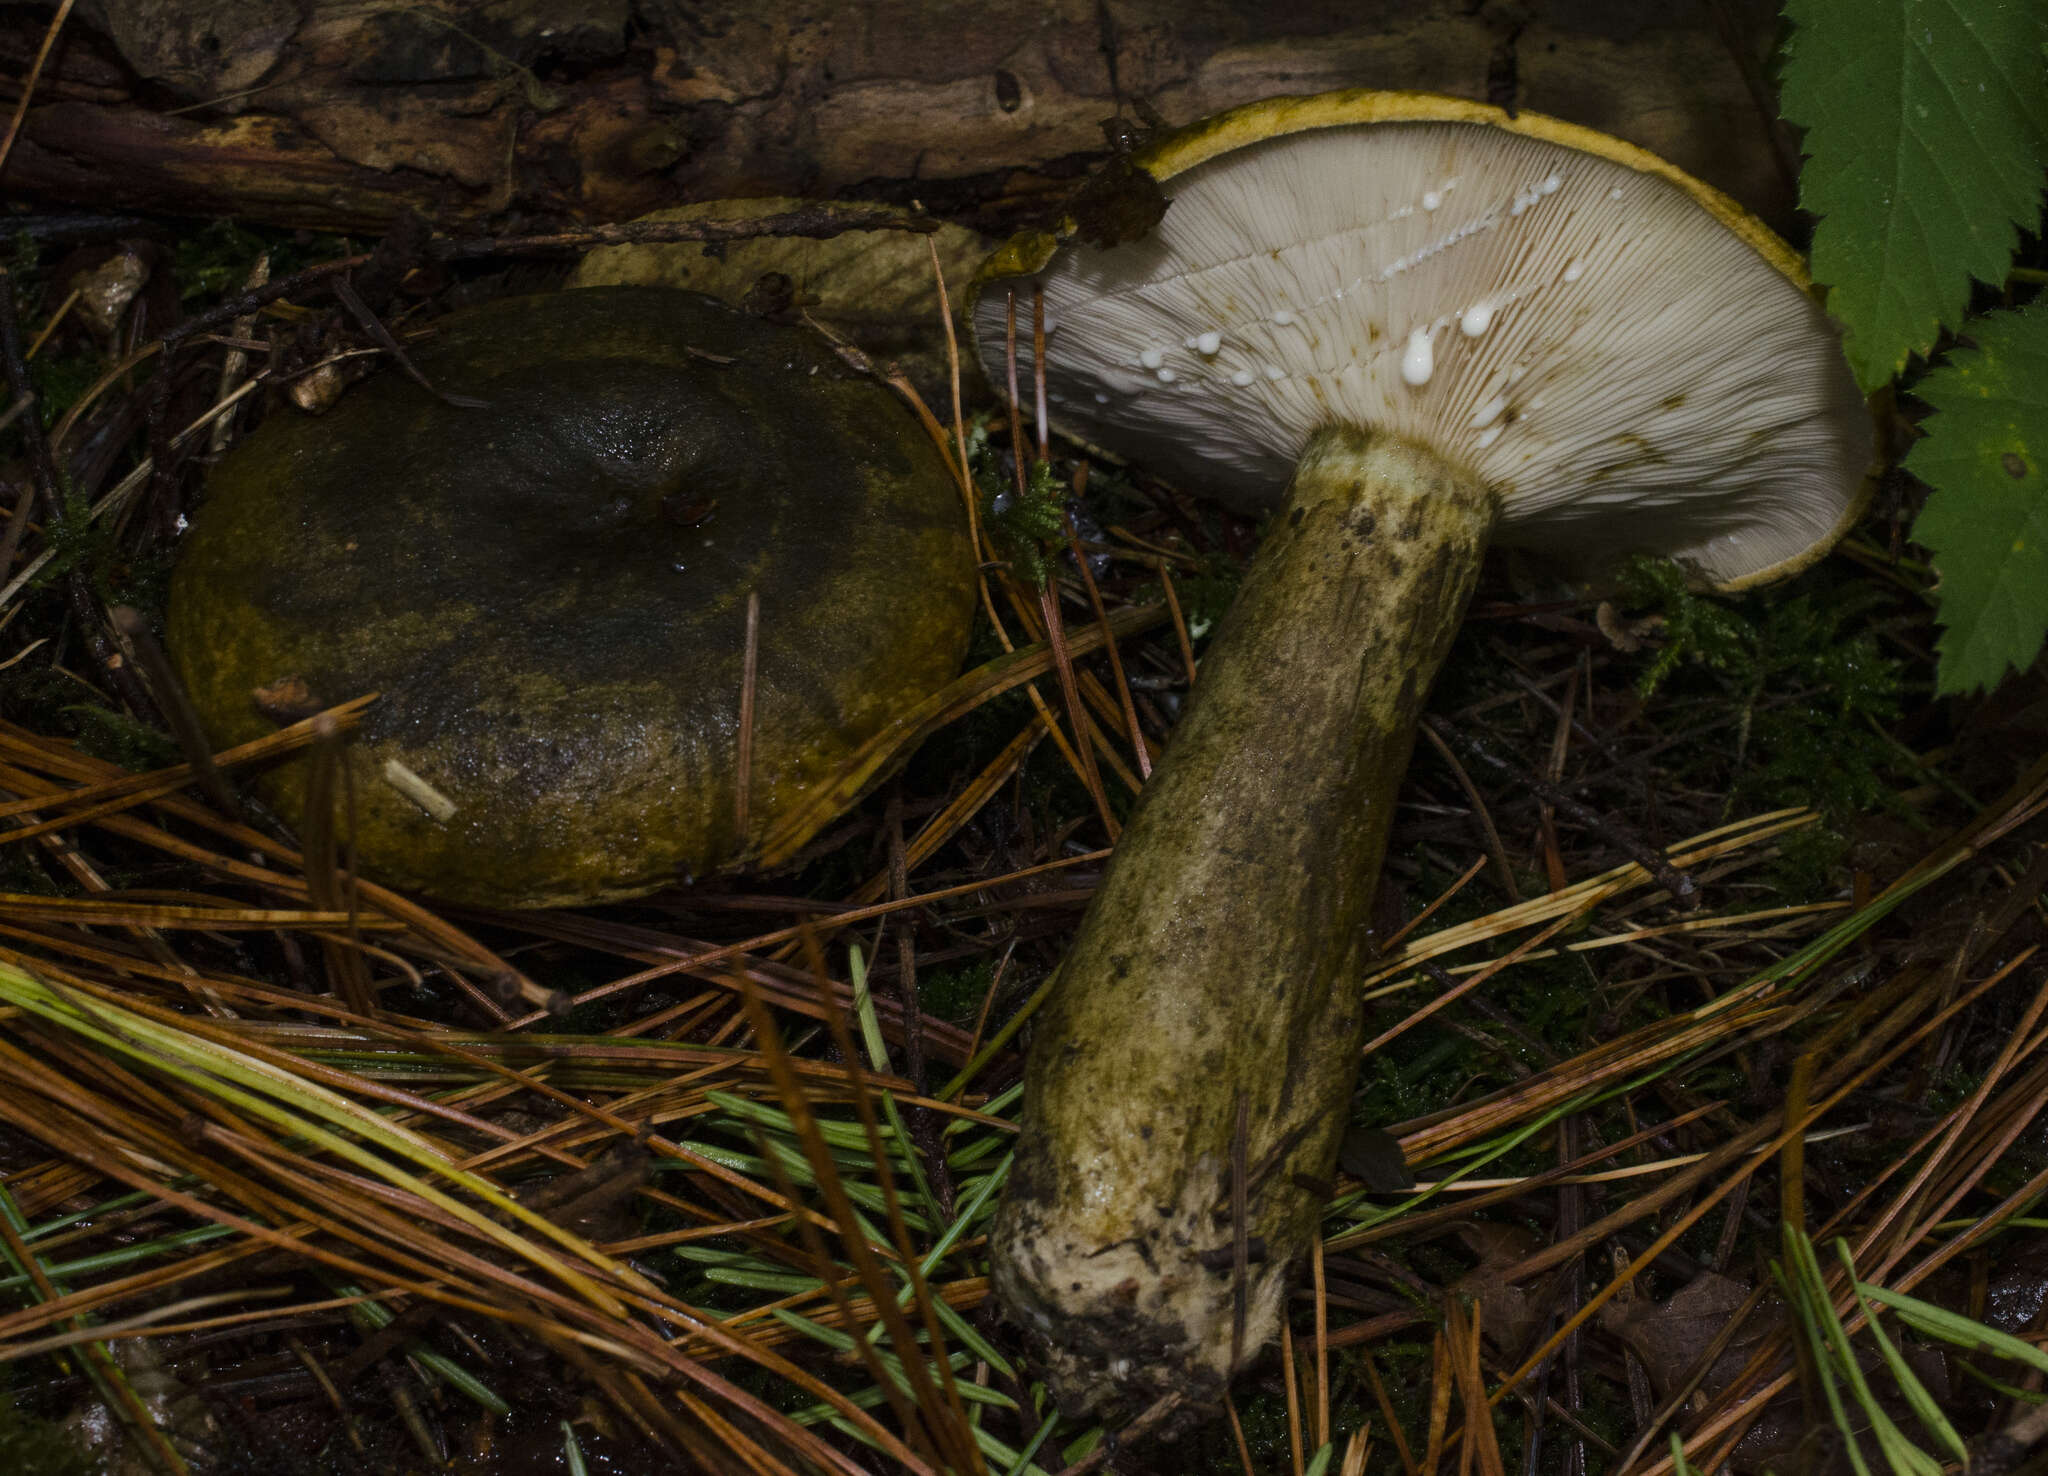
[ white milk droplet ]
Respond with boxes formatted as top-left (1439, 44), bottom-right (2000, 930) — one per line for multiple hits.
top-left (1263, 364), bottom-right (1288, 380)
top-left (1459, 301), bottom-right (1494, 337)
top-left (1272, 309), bottom-right (1295, 326)
top-left (1507, 364), bottom-right (1527, 384)
top-left (1093, 391), bottom-right (1110, 404)
top-left (1400, 327), bottom-right (1435, 387)
top-left (1156, 367), bottom-right (1177, 383)
top-left (1230, 368), bottom-right (1255, 386)
top-left (1194, 330), bottom-right (1222, 355)
top-left (1563, 259), bottom-right (1585, 283)
top-left (1541, 173), bottom-right (1561, 194)
top-left (1469, 394), bottom-right (1507, 429)
top-left (1422, 190), bottom-right (1442, 211)
top-left (1476, 422), bottom-right (1506, 450)
top-left (1608, 186), bottom-right (1624, 201)
top-left (1139, 347), bottom-right (1165, 370)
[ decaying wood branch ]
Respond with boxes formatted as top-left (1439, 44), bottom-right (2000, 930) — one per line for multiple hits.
top-left (2, 0), bottom-right (1798, 234)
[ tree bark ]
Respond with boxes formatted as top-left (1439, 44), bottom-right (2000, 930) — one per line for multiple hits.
top-left (4, 1), bottom-right (1798, 236)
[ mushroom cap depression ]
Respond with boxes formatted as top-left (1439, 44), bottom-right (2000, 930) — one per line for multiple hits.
top-left (168, 287), bottom-right (977, 908)
top-left (975, 90), bottom-right (1873, 588)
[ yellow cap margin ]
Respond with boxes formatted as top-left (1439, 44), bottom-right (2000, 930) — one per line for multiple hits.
top-left (974, 89), bottom-right (1875, 590)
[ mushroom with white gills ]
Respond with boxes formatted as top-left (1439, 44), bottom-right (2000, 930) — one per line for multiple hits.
top-left (971, 91), bottom-right (1874, 1421)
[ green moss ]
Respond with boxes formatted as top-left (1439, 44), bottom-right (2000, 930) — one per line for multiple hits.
top-left (1616, 556), bottom-right (1752, 697)
top-left (29, 490), bottom-right (174, 614)
top-left (1613, 556), bottom-right (1910, 843)
top-left (62, 704), bottom-right (179, 773)
top-left (1168, 564), bottom-right (1250, 639)
top-left (968, 418), bottom-right (1070, 590)
top-left (1197, 1386), bottom-right (1291, 1472)
top-left (0, 661), bottom-right (176, 777)
top-left (24, 353), bottom-right (103, 434)
top-left (918, 960), bottom-right (993, 1024)
top-left (1362, 1336), bottom-right (1436, 1451)
top-left (172, 220), bottom-right (273, 300)
top-left (169, 219), bottom-right (349, 301)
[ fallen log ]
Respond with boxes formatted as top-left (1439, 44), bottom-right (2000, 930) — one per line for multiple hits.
top-left (4, 0), bottom-right (1798, 234)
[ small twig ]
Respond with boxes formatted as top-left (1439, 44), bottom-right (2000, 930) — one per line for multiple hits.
top-left (1003, 290), bottom-right (1030, 498)
top-left (1379, 853), bottom-right (1489, 956)
top-left (0, 1184), bottom-right (189, 1476)
top-left (885, 788), bottom-right (955, 1218)
top-left (287, 1336), bottom-right (369, 1455)
top-left (432, 207), bottom-right (941, 261)
top-left (0, 269), bottom-right (154, 717)
top-left (380, 759), bottom-right (456, 822)
top-left (1364, 1349), bottom-right (1421, 1476)
top-left (381, 1362), bottom-right (445, 1467)
top-left (1064, 509), bottom-right (1151, 779)
top-left (1361, 908), bottom-right (1585, 1056)
top-left (1536, 660), bottom-right (1579, 893)
top-left (1280, 1326), bottom-right (1306, 1476)
top-left (1038, 578), bottom-right (1118, 839)
top-left (0, 269), bottom-right (63, 511)
top-left (1032, 283), bottom-right (1050, 460)
top-left (302, 714), bottom-right (376, 1016)
top-left (109, 606), bottom-right (244, 824)
top-left (1974, 1398), bottom-right (2048, 1476)
top-left (1229, 1090), bottom-right (1251, 1374)
top-left (0, 214), bottom-right (160, 247)
top-left (209, 255), bottom-right (269, 455)
top-left (958, 938), bottom-right (1016, 1074)
top-left (330, 276), bottom-right (488, 410)
top-left (1158, 562), bottom-right (1200, 685)
top-left (1428, 717), bottom-right (1698, 905)
top-left (1223, 1389), bottom-right (1257, 1476)
top-left (24, 288), bottom-right (79, 361)
top-left (0, 474), bottom-right (36, 582)
top-left (1417, 720), bottom-right (1521, 903)
top-left (161, 256), bottom-right (374, 354)
top-left (922, 237), bottom-right (975, 535)
top-left (1422, 1326), bottom-right (1454, 1476)
top-left (0, 0), bottom-right (75, 181)
top-left (1050, 1392), bottom-right (1185, 1474)
top-left (731, 590), bottom-right (762, 845)
top-left (1312, 1235), bottom-right (1330, 1448)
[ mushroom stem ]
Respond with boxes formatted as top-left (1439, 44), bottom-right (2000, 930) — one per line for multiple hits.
top-left (995, 425), bottom-right (1494, 1417)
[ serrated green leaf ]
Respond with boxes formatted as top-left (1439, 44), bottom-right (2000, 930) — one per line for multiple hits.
top-left (1904, 304), bottom-right (2048, 692)
top-left (1780, 0), bottom-right (2048, 388)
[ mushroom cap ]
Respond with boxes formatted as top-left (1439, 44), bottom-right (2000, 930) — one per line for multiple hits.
top-left (568, 197), bottom-right (989, 404)
top-left (974, 90), bottom-right (1875, 588)
top-left (168, 287), bottom-right (976, 908)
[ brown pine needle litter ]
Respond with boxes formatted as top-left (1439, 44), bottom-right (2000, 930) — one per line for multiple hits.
top-left (0, 207), bottom-right (2039, 1476)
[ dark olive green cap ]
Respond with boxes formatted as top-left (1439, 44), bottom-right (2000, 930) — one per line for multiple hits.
top-left (169, 287), bottom-right (976, 907)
